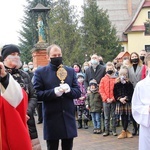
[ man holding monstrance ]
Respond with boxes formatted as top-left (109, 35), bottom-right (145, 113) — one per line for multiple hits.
top-left (33, 44), bottom-right (81, 150)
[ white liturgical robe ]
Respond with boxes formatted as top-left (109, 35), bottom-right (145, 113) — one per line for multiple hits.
top-left (132, 75), bottom-right (150, 150)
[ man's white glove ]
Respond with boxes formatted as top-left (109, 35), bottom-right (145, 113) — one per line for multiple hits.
top-left (60, 83), bottom-right (71, 93)
top-left (54, 87), bottom-right (64, 97)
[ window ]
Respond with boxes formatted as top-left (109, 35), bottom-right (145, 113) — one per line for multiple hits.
top-left (145, 45), bottom-right (150, 52)
top-left (144, 23), bottom-right (150, 35)
top-left (121, 46), bottom-right (125, 52)
top-left (148, 11), bottom-right (150, 19)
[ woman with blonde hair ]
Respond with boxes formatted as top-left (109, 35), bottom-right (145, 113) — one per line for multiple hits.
top-left (114, 66), bottom-right (134, 139)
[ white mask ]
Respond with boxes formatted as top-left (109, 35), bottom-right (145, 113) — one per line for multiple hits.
top-left (91, 59), bottom-right (99, 66)
top-left (120, 75), bottom-right (126, 84)
top-left (29, 65), bottom-right (33, 69)
top-left (78, 78), bottom-right (84, 83)
top-left (84, 66), bottom-right (89, 70)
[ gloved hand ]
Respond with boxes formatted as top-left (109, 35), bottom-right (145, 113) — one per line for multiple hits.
top-left (60, 83), bottom-right (71, 93)
top-left (54, 87), bottom-right (64, 97)
top-left (86, 105), bottom-right (89, 110)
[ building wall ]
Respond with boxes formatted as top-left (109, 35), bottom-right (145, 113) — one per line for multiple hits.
top-left (127, 7), bottom-right (150, 53)
top-left (134, 7), bottom-right (149, 25)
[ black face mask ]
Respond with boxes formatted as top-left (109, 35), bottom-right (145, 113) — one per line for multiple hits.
top-left (50, 57), bottom-right (62, 67)
top-left (131, 58), bottom-right (139, 64)
top-left (140, 56), bottom-right (145, 62)
top-left (107, 70), bottom-right (113, 75)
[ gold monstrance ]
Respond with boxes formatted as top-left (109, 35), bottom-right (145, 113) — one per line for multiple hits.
top-left (56, 64), bottom-right (67, 84)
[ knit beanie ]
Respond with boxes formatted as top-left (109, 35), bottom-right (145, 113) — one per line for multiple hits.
top-left (1, 44), bottom-right (20, 60)
top-left (77, 72), bottom-right (84, 78)
top-left (89, 79), bottom-right (97, 86)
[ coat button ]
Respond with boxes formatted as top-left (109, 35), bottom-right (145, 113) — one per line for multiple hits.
top-left (63, 110), bottom-right (65, 113)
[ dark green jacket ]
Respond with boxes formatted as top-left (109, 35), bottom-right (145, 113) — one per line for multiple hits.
top-left (86, 91), bottom-right (102, 113)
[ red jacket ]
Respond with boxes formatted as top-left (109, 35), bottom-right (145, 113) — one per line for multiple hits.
top-left (141, 65), bottom-right (147, 79)
top-left (99, 74), bottom-right (116, 102)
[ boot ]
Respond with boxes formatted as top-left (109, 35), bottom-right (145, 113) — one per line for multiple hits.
top-left (132, 127), bottom-right (137, 136)
top-left (116, 120), bottom-right (120, 127)
top-left (132, 118), bottom-right (138, 135)
top-left (84, 120), bottom-right (88, 129)
top-left (103, 130), bottom-right (109, 136)
top-left (117, 130), bottom-right (127, 139)
top-left (126, 130), bottom-right (133, 138)
top-left (78, 120), bottom-right (82, 129)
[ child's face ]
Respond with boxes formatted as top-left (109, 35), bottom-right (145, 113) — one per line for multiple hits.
top-left (90, 84), bottom-right (96, 90)
top-left (77, 77), bottom-right (84, 83)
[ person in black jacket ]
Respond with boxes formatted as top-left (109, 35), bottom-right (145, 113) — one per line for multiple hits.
top-left (84, 54), bottom-right (106, 90)
top-left (1, 44), bottom-right (41, 150)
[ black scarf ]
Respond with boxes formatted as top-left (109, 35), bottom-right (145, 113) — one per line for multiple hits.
top-left (5, 66), bottom-right (28, 93)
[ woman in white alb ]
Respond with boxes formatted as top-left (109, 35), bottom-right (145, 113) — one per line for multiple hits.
top-left (132, 52), bottom-right (150, 150)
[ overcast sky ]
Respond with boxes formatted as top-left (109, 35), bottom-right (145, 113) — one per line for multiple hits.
top-left (0, 0), bottom-right (83, 47)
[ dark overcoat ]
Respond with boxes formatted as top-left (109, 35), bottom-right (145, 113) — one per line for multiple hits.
top-left (33, 63), bottom-right (81, 140)
top-left (84, 64), bottom-right (106, 90)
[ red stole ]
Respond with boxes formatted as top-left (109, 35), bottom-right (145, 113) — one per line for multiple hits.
top-left (0, 89), bottom-right (32, 150)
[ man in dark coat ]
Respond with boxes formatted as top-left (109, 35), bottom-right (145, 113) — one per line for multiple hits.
top-left (33, 44), bottom-right (81, 150)
top-left (84, 54), bottom-right (106, 90)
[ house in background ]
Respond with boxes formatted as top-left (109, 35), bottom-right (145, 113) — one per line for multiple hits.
top-left (96, 0), bottom-right (150, 54)
top-left (115, 51), bottom-right (130, 62)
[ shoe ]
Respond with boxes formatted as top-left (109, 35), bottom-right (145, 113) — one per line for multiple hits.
top-left (117, 130), bottom-right (127, 139)
top-left (93, 128), bottom-right (97, 134)
top-left (126, 130), bottom-right (133, 138)
top-left (96, 129), bottom-right (102, 134)
top-left (77, 120), bottom-right (82, 129)
top-left (132, 128), bottom-right (137, 136)
top-left (103, 131), bottom-right (109, 136)
top-left (112, 131), bottom-right (117, 136)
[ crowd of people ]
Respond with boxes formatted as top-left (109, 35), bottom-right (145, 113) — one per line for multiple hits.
top-left (1, 43), bottom-right (150, 150)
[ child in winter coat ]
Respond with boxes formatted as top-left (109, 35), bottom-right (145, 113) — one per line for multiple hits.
top-left (86, 79), bottom-right (102, 134)
top-left (74, 73), bottom-right (89, 129)
top-left (99, 62), bottom-right (117, 136)
top-left (113, 66), bottom-right (134, 139)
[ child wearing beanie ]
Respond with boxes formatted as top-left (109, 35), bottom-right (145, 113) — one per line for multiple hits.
top-left (113, 66), bottom-right (134, 139)
top-left (85, 79), bottom-right (103, 134)
top-left (74, 73), bottom-right (89, 129)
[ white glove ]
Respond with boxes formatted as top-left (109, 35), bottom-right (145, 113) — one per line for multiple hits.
top-left (86, 105), bottom-right (89, 109)
top-left (60, 83), bottom-right (71, 93)
top-left (54, 87), bottom-right (64, 97)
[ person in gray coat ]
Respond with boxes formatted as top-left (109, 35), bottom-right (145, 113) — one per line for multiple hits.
top-left (128, 52), bottom-right (143, 136)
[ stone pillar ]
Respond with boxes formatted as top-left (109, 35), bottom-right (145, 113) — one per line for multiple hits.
top-left (31, 42), bottom-right (49, 68)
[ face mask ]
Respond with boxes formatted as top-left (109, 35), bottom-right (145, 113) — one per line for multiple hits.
top-left (50, 57), bottom-right (62, 67)
top-left (99, 60), bottom-right (104, 65)
top-left (140, 56), bottom-right (145, 62)
top-left (91, 59), bottom-right (99, 66)
top-left (6, 55), bottom-right (21, 68)
top-left (131, 58), bottom-right (138, 64)
top-left (23, 68), bottom-right (29, 72)
top-left (107, 70), bottom-right (113, 75)
top-left (120, 75), bottom-right (126, 84)
top-left (29, 65), bottom-right (33, 69)
top-left (74, 68), bottom-right (80, 73)
top-left (77, 78), bottom-right (84, 83)
top-left (84, 66), bottom-right (88, 71)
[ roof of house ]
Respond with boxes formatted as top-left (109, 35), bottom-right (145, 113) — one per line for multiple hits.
top-left (124, 0), bottom-right (150, 33)
top-left (96, 0), bottom-right (145, 41)
top-left (115, 51), bottom-right (130, 59)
